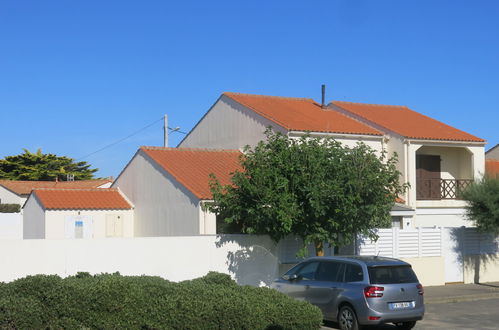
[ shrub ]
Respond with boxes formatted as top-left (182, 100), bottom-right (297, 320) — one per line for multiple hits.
top-left (0, 204), bottom-right (20, 213)
top-left (0, 272), bottom-right (322, 329)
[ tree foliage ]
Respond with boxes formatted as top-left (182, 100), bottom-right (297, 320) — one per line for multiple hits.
top-left (463, 176), bottom-right (499, 235)
top-left (0, 149), bottom-right (98, 181)
top-left (208, 129), bottom-right (407, 255)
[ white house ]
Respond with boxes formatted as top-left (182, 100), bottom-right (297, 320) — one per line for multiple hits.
top-left (0, 179), bottom-right (112, 206)
top-left (179, 92), bottom-right (486, 228)
top-left (23, 188), bottom-right (133, 239)
top-left (112, 147), bottom-right (242, 237)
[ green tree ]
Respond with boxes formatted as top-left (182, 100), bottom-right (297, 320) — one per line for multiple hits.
top-left (208, 129), bottom-right (407, 256)
top-left (463, 176), bottom-right (499, 235)
top-left (0, 149), bottom-right (98, 181)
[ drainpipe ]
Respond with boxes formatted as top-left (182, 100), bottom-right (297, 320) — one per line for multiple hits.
top-left (405, 140), bottom-right (411, 206)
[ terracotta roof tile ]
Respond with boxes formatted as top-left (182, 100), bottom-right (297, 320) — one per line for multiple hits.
top-left (0, 179), bottom-right (112, 196)
top-left (33, 188), bottom-right (131, 210)
top-left (141, 147), bottom-right (242, 200)
top-left (224, 92), bottom-right (382, 136)
top-left (486, 160), bottom-right (499, 178)
top-left (332, 101), bottom-right (484, 142)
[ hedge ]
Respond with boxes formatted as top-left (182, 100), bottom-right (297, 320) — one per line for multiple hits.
top-left (0, 272), bottom-right (323, 329)
top-left (0, 204), bottom-right (20, 213)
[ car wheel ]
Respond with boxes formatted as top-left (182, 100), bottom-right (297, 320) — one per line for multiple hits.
top-left (338, 305), bottom-right (361, 330)
top-left (394, 321), bottom-right (416, 329)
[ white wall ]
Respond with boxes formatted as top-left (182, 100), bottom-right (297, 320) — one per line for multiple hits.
top-left (23, 194), bottom-right (45, 239)
top-left (414, 208), bottom-right (473, 227)
top-left (179, 95), bottom-right (286, 150)
top-left (0, 235), bottom-right (280, 286)
top-left (0, 187), bottom-right (23, 205)
top-left (44, 209), bottom-right (134, 239)
top-left (113, 151), bottom-right (202, 236)
top-left (0, 213), bottom-right (22, 239)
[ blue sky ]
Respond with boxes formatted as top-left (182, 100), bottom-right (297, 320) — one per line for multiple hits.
top-left (1, 0), bottom-right (498, 178)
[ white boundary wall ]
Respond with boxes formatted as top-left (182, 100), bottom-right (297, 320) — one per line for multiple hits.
top-left (0, 213), bottom-right (22, 239)
top-left (0, 235), bottom-right (283, 286)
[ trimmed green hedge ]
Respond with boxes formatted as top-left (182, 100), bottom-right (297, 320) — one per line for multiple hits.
top-left (0, 204), bottom-right (20, 213)
top-left (0, 272), bottom-right (322, 329)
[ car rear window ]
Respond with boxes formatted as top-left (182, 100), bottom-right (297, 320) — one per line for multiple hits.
top-left (368, 265), bottom-right (418, 284)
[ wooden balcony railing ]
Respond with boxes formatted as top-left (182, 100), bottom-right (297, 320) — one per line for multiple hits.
top-left (416, 179), bottom-right (473, 200)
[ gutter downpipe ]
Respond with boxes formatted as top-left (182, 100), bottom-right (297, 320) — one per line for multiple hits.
top-left (405, 140), bottom-right (411, 207)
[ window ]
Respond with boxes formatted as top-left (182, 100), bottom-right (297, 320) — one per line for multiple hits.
top-left (344, 263), bottom-right (364, 282)
top-left (316, 261), bottom-right (344, 282)
top-left (368, 266), bottom-right (418, 284)
top-left (74, 220), bottom-right (84, 239)
top-left (285, 261), bottom-right (320, 280)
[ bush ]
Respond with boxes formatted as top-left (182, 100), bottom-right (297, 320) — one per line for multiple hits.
top-left (0, 272), bottom-right (322, 329)
top-left (0, 204), bottom-right (20, 213)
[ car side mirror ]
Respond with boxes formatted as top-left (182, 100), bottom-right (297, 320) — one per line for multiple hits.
top-left (284, 274), bottom-right (300, 281)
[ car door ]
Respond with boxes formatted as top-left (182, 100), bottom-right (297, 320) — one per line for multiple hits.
top-left (306, 261), bottom-right (345, 320)
top-left (275, 261), bottom-right (320, 301)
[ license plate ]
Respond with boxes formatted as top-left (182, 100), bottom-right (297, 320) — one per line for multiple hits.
top-left (388, 301), bottom-right (415, 310)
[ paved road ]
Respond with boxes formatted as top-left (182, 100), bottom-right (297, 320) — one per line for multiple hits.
top-left (322, 297), bottom-right (499, 330)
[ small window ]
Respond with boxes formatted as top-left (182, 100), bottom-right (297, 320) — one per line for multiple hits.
top-left (344, 263), bottom-right (364, 282)
top-left (74, 221), bottom-right (84, 239)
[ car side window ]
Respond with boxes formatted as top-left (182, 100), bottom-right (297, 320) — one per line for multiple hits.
top-left (293, 261), bottom-right (320, 280)
top-left (315, 261), bottom-right (344, 282)
top-left (344, 263), bottom-right (364, 282)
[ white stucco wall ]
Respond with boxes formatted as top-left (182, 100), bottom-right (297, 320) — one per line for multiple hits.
top-left (179, 95), bottom-right (286, 150)
top-left (23, 195), bottom-right (46, 239)
top-left (113, 151), bottom-right (205, 237)
top-left (0, 213), bottom-right (22, 239)
top-left (0, 187), bottom-right (23, 205)
top-left (0, 235), bottom-right (280, 286)
top-left (414, 208), bottom-right (473, 227)
top-left (43, 209), bottom-right (134, 239)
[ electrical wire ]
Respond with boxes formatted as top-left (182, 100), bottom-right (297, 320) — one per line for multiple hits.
top-left (76, 117), bottom-right (186, 161)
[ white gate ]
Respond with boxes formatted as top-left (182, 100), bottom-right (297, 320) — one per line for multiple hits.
top-left (442, 227), bottom-right (463, 283)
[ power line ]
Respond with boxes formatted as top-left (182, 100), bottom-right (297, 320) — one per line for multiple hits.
top-left (76, 117), bottom-right (185, 161)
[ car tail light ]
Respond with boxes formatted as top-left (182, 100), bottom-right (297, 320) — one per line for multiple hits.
top-left (417, 284), bottom-right (424, 295)
top-left (368, 316), bottom-right (381, 320)
top-left (364, 286), bottom-right (384, 298)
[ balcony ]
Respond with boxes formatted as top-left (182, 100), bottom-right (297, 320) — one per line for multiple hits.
top-left (416, 178), bottom-right (473, 200)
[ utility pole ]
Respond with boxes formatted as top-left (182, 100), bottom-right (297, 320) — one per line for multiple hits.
top-left (164, 114), bottom-right (168, 147)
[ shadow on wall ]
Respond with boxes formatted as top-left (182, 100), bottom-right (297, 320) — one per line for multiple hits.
top-left (450, 227), bottom-right (499, 284)
top-left (215, 235), bottom-right (279, 287)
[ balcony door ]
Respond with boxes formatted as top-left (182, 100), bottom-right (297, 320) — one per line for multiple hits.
top-left (416, 155), bottom-right (441, 199)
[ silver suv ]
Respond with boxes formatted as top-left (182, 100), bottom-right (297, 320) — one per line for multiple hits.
top-left (271, 256), bottom-right (424, 330)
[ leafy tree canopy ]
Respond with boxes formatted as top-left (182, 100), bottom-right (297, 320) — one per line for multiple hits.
top-left (463, 176), bottom-right (499, 235)
top-left (208, 129), bottom-right (407, 256)
top-left (0, 149), bottom-right (98, 181)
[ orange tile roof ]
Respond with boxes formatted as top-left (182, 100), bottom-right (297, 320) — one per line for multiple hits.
top-left (33, 188), bottom-right (131, 210)
top-left (332, 101), bottom-right (484, 142)
top-left (224, 92), bottom-right (382, 136)
top-left (141, 147), bottom-right (243, 200)
top-left (0, 179), bottom-right (112, 196)
top-left (486, 160), bottom-right (499, 178)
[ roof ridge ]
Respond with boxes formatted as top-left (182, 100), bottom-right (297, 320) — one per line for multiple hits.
top-left (34, 188), bottom-right (118, 192)
top-left (333, 100), bottom-right (408, 108)
top-left (224, 92), bottom-right (314, 102)
top-left (141, 146), bottom-right (241, 153)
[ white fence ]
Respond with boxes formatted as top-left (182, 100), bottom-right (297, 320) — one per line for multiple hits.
top-left (357, 228), bottom-right (442, 258)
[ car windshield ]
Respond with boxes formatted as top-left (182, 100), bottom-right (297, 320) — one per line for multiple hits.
top-left (368, 265), bottom-right (418, 284)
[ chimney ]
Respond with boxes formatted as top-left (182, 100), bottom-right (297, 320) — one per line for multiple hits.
top-left (321, 84), bottom-right (326, 108)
